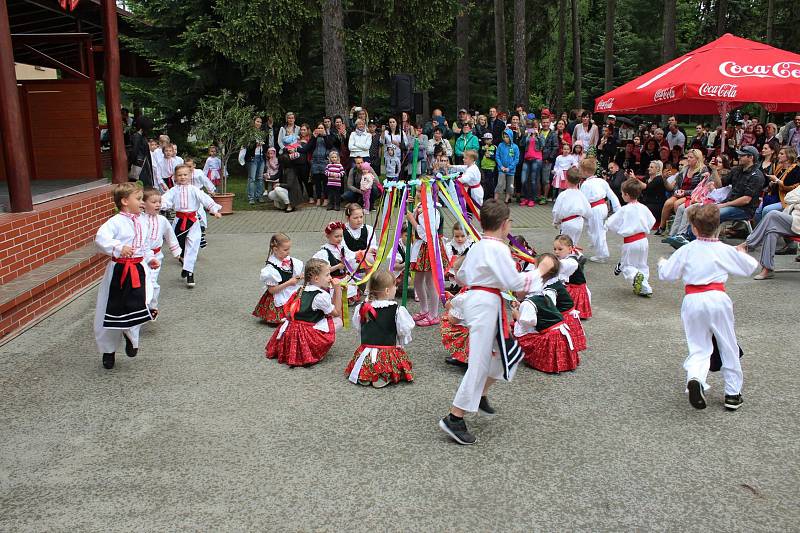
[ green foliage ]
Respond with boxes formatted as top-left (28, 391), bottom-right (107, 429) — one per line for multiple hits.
top-left (189, 90), bottom-right (260, 193)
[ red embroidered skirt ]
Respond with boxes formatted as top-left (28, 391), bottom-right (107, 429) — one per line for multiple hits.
top-left (252, 290), bottom-right (284, 325)
top-left (412, 238), bottom-right (447, 272)
top-left (344, 345), bottom-right (414, 385)
top-left (265, 318), bottom-right (335, 367)
top-left (564, 310), bottom-right (587, 352)
top-left (518, 327), bottom-right (580, 373)
top-left (566, 283), bottom-right (592, 319)
top-left (440, 316), bottom-right (469, 363)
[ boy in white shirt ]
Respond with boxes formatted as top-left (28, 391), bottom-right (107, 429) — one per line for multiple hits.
top-left (579, 157), bottom-right (621, 263)
top-left (552, 167), bottom-right (591, 246)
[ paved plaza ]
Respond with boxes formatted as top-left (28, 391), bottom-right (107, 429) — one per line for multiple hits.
top-left (1, 205), bottom-right (799, 531)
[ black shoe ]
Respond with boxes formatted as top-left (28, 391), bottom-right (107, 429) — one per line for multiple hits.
top-left (445, 357), bottom-right (468, 368)
top-left (181, 269), bottom-right (189, 279)
top-left (102, 352), bottom-right (115, 369)
top-left (614, 262), bottom-right (622, 276)
top-left (438, 415), bottom-right (476, 445)
top-left (687, 379), bottom-right (706, 410)
top-left (124, 334), bottom-right (138, 358)
top-left (478, 396), bottom-right (496, 417)
top-left (654, 227), bottom-right (664, 236)
top-left (724, 394), bottom-right (743, 411)
top-left (186, 273), bottom-right (195, 287)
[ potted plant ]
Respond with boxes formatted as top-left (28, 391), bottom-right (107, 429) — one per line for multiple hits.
top-left (190, 90), bottom-right (260, 214)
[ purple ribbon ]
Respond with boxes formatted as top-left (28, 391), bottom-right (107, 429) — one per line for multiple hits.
top-left (388, 188), bottom-right (408, 272)
top-left (431, 182), bottom-right (447, 301)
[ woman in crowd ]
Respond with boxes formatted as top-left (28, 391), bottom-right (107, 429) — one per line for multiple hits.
top-left (331, 116), bottom-right (350, 169)
top-left (382, 116), bottom-right (408, 174)
top-left (640, 138), bottom-right (659, 176)
top-left (740, 188), bottom-right (800, 280)
top-left (278, 112), bottom-right (300, 154)
top-left (554, 119), bottom-right (572, 148)
top-left (244, 115), bottom-right (266, 205)
top-left (572, 111), bottom-right (599, 151)
top-left (454, 121), bottom-right (479, 165)
top-left (654, 148), bottom-right (708, 236)
top-left (641, 160), bottom-right (667, 225)
top-left (474, 114), bottom-right (489, 140)
top-left (757, 145), bottom-right (800, 224)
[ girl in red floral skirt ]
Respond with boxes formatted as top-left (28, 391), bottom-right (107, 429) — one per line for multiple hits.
top-left (265, 258), bottom-right (342, 367)
top-left (544, 245), bottom-right (587, 352)
top-left (252, 233), bottom-right (303, 326)
top-left (312, 221), bottom-right (360, 306)
top-left (555, 234), bottom-right (592, 319)
top-left (441, 291), bottom-right (469, 367)
top-left (513, 254), bottom-right (580, 373)
top-left (406, 196), bottom-right (446, 327)
top-left (344, 270), bottom-right (415, 388)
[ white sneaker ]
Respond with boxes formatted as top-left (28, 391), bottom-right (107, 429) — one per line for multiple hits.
top-left (588, 256), bottom-right (608, 264)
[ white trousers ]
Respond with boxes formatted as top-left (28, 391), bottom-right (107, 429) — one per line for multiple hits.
top-left (620, 240), bottom-right (651, 294)
top-left (93, 261), bottom-right (153, 354)
top-left (587, 204), bottom-right (609, 259)
top-left (149, 251), bottom-right (164, 309)
top-left (681, 292), bottom-right (743, 395)
top-left (453, 291), bottom-right (517, 412)
top-left (560, 218), bottom-right (585, 247)
top-left (268, 186), bottom-right (290, 207)
top-left (176, 222), bottom-right (201, 273)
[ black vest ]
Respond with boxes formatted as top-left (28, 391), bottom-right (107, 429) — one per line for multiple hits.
top-left (449, 242), bottom-right (471, 258)
top-left (526, 294), bottom-right (563, 331)
top-left (294, 289), bottom-right (326, 323)
top-left (266, 259), bottom-right (294, 283)
top-left (343, 226), bottom-right (368, 252)
top-left (359, 304), bottom-right (398, 346)
top-left (323, 247), bottom-right (343, 268)
top-left (568, 256), bottom-right (586, 285)
top-left (547, 281), bottom-right (575, 313)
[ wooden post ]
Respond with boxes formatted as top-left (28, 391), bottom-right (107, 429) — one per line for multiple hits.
top-left (102, 0), bottom-right (127, 184)
top-left (0, 0), bottom-right (33, 212)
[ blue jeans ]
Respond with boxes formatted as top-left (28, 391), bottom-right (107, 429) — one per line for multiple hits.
top-left (520, 159), bottom-right (541, 201)
top-left (247, 156), bottom-right (265, 202)
top-left (755, 201), bottom-right (782, 225)
top-left (686, 206), bottom-right (750, 240)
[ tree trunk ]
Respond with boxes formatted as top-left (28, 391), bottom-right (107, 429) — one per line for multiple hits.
top-left (554, 0), bottom-right (567, 113)
top-left (513, 0), bottom-right (527, 109)
top-left (361, 62), bottom-right (368, 108)
top-left (321, 0), bottom-right (348, 118)
top-left (661, 0), bottom-right (676, 63)
top-left (456, 0), bottom-right (470, 111)
top-left (571, 0), bottom-right (582, 109)
top-left (422, 89), bottom-right (430, 124)
top-left (494, 0), bottom-right (509, 111)
top-left (766, 0), bottom-right (774, 43)
top-left (716, 0), bottom-right (728, 37)
top-left (604, 0), bottom-right (615, 92)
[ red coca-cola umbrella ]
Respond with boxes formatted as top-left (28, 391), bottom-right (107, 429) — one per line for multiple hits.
top-left (594, 33), bottom-right (800, 117)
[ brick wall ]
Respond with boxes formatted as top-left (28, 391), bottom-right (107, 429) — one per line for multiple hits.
top-left (0, 254), bottom-right (108, 339)
top-left (0, 186), bottom-right (114, 285)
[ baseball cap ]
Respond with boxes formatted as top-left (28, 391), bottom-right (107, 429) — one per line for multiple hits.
top-left (736, 146), bottom-right (759, 158)
top-left (608, 114), bottom-right (617, 120)
top-left (541, 108), bottom-right (552, 117)
top-left (458, 108), bottom-right (468, 114)
top-left (482, 132), bottom-right (493, 140)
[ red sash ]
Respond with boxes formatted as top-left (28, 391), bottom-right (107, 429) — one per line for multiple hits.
top-left (151, 246), bottom-right (161, 254)
top-left (113, 257), bottom-right (143, 289)
top-left (468, 183), bottom-right (482, 189)
top-left (175, 211), bottom-right (198, 232)
top-left (684, 282), bottom-right (726, 295)
top-left (590, 199), bottom-right (606, 208)
top-left (623, 232), bottom-right (646, 244)
top-left (561, 214), bottom-right (580, 222)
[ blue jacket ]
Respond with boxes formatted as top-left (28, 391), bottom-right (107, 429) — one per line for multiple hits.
top-left (495, 129), bottom-right (520, 174)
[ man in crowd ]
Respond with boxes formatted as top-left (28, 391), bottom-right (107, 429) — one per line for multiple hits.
top-left (666, 119), bottom-right (686, 151)
top-left (423, 108), bottom-right (452, 140)
top-left (487, 107), bottom-right (506, 146)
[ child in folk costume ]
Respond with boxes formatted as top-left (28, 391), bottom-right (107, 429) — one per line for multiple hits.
top-left (552, 142), bottom-right (578, 197)
top-left (343, 203), bottom-right (377, 264)
top-left (312, 221), bottom-right (359, 304)
top-left (553, 167), bottom-right (591, 247)
top-left (445, 222), bottom-right (473, 294)
top-left (155, 143), bottom-right (183, 192)
top-left (186, 157), bottom-right (217, 249)
top-left (451, 150), bottom-right (484, 209)
top-left (579, 157), bottom-right (621, 263)
top-left (543, 250), bottom-right (587, 352)
top-left (94, 183), bottom-right (160, 370)
top-left (441, 290), bottom-right (469, 367)
top-left (659, 205), bottom-right (758, 411)
top-left (141, 188), bottom-right (181, 319)
top-left (555, 235), bottom-right (593, 319)
top-left (344, 270), bottom-right (415, 388)
top-left (606, 178), bottom-right (656, 297)
top-left (252, 233), bottom-right (303, 326)
top-left (438, 199), bottom-right (556, 446)
top-left (514, 254), bottom-right (580, 373)
top-left (160, 164), bottom-right (222, 287)
top-left (202, 145), bottom-right (226, 188)
top-left (265, 259), bottom-right (343, 367)
top-left (406, 189), bottom-right (446, 327)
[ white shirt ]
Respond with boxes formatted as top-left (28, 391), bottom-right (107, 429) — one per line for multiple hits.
top-left (351, 300), bottom-right (415, 346)
top-left (312, 244), bottom-right (358, 298)
top-left (95, 213), bottom-right (154, 262)
top-left (454, 236), bottom-right (542, 294)
top-left (658, 239), bottom-right (758, 285)
top-left (261, 254), bottom-right (304, 307)
top-left (155, 156), bottom-right (184, 192)
top-left (451, 163), bottom-right (484, 206)
top-left (554, 154), bottom-right (578, 173)
top-left (513, 291), bottom-right (558, 336)
top-left (552, 188), bottom-right (592, 224)
top-left (143, 213), bottom-right (181, 259)
top-left (160, 184), bottom-right (222, 214)
top-left (202, 156), bottom-right (225, 181)
top-left (605, 201), bottom-right (656, 237)
top-left (304, 286), bottom-right (335, 332)
top-left (557, 256), bottom-right (579, 282)
top-left (580, 177), bottom-right (621, 211)
top-left (344, 223), bottom-right (377, 253)
top-left (191, 169), bottom-right (217, 193)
